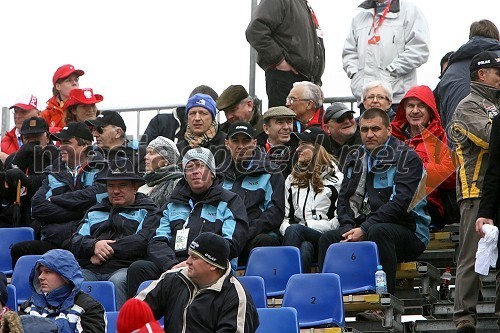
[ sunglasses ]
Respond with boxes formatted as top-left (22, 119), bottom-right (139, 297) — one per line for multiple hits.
top-left (335, 113), bottom-right (354, 123)
top-left (92, 125), bottom-right (105, 134)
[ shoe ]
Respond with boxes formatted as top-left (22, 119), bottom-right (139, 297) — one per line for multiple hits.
top-left (456, 320), bottom-right (475, 333)
top-left (355, 310), bottom-right (384, 322)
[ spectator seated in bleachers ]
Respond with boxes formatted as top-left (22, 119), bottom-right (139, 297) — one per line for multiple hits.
top-left (11, 123), bottom-right (106, 267)
top-left (140, 85), bottom-right (218, 145)
top-left (20, 249), bottom-right (106, 332)
top-left (0, 117), bottom-right (59, 233)
top-left (361, 80), bottom-right (396, 120)
top-left (176, 94), bottom-right (228, 166)
top-left (136, 233), bottom-right (258, 332)
top-left (138, 136), bottom-right (183, 209)
top-left (281, 127), bottom-right (343, 272)
top-left (286, 81), bottom-right (328, 133)
top-left (127, 148), bottom-right (249, 298)
top-left (62, 88), bottom-right (102, 125)
top-left (391, 85), bottom-right (457, 230)
top-left (318, 108), bottom-right (430, 296)
top-left (256, 106), bottom-right (298, 179)
top-left (217, 84), bottom-right (264, 137)
top-left (86, 111), bottom-right (146, 174)
top-left (1, 94), bottom-right (40, 158)
top-left (41, 64), bottom-right (85, 132)
top-left (219, 121), bottom-right (285, 264)
top-left (69, 158), bottom-right (161, 309)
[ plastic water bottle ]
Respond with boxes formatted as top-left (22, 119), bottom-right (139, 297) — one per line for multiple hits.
top-left (439, 267), bottom-right (452, 300)
top-left (375, 264), bottom-right (388, 294)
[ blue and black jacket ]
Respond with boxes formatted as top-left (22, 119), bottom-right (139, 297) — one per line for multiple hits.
top-left (31, 157), bottom-right (106, 247)
top-left (23, 249), bottom-right (106, 333)
top-left (219, 149), bottom-right (285, 239)
top-left (70, 194), bottom-right (161, 273)
top-left (338, 136), bottom-right (430, 246)
top-left (148, 176), bottom-right (249, 271)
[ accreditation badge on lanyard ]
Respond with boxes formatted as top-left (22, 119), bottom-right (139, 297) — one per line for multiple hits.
top-left (306, 0), bottom-right (324, 39)
top-left (368, 0), bottom-right (392, 45)
top-left (175, 199), bottom-right (194, 251)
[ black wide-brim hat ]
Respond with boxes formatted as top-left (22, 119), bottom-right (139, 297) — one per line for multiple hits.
top-left (96, 157), bottom-right (145, 184)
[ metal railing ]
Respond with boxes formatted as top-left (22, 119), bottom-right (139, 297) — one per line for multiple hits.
top-left (1, 96), bottom-right (357, 141)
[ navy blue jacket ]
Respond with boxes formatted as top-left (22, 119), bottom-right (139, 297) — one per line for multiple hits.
top-left (219, 149), bottom-right (285, 239)
top-left (23, 250), bottom-right (106, 333)
top-left (338, 136), bottom-right (430, 246)
top-left (70, 194), bottom-right (161, 273)
top-left (438, 36), bottom-right (500, 129)
top-left (148, 177), bottom-right (249, 271)
top-left (31, 158), bottom-right (106, 247)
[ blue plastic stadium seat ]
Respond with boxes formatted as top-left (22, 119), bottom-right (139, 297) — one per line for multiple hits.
top-left (106, 311), bottom-right (118, 333)
top-left (7, 284), bottom-right (17, 311)
top-left (136, 280), bottom-right (154, 295)
top-left (11, 254), bottom-right (42, 305)
top-left (256, 307), bottom-right (299, 333)
top-left (81, 281), bottom-right (117, 312)
top-left (0, 227), bottom-right (35, 275)
top-left (238, 276), bottom-right (267, 308)
top-left (244, 246), bottom-right (301, 297)
top-left (282, 273), bottom-right (345, 328)
top-left (322, 241), bottom-right (379, 294)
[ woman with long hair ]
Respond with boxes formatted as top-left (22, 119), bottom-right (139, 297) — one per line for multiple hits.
top-left (280, 127), bottom-right (343, 272)
top-left (63, 88), bottom-right (102, 125)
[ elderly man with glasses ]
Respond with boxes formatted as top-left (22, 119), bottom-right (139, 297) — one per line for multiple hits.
top-left (285, 81), bottom-right (328, 133)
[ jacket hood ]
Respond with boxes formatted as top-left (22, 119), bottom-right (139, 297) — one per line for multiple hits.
top-left (392, 85), bottom-right (445, 140)
top-left (448, 37), bottom-right (500, 65)
top-left (29, 249), bottom-right (84, 310)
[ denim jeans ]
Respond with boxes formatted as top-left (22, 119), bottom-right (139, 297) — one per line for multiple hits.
top-left (82, 267), bottom-right (128, 309)
top-left (282, 224), bottom-right (322, 273)
top-left (318, 223), bottom-right (425, 294)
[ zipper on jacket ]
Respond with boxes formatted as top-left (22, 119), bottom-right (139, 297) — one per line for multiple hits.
top-left (181, 274), bottom-right (198, 333)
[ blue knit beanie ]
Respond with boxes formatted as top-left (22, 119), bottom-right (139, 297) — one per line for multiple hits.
top-left (186, 93), bottom-right (217, 119)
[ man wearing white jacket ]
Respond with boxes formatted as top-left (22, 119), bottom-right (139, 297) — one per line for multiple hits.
top-left (343, 0), bottom-right (430, 110)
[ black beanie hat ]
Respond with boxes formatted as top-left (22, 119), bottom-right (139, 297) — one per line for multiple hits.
top-left (189, 233), bottom-right (230, 270)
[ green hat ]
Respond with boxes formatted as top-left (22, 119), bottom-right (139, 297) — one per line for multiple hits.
top-left (263, 106), bottom-right (296, 121)
top-left (217, 85), bottom-right (249, 111)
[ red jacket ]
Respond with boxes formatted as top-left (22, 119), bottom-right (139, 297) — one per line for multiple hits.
top-left (41, 95), bottom-right (65, 132)
top-left (1, 127), bottom-right (19, 155)
top-left (391, 85), bottom-right (456, 219)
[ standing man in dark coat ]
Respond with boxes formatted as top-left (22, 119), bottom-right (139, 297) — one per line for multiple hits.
top-left (437, 19), bottom-right (500, 131)
top-left (246, 0), bottom-right (325, 107)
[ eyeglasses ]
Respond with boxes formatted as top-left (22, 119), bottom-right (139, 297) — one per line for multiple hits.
top-left (335, 113), bottom-right (354, 123)
top-left (364, 95), bottom-right (390, 102)
top-left (286, 97), bottom-right (310, 104)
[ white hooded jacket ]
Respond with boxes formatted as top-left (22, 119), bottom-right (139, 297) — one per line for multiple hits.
top-left (343, 0), bottom-right (430, 105)
top-left (280, 164), bottom-right (343, 235)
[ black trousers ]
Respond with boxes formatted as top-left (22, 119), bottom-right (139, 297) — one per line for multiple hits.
top-left (265, 69), bottom-right (307, 108)
top-left (127, 260), bottom-right (162, 298)
top-left (318, 223), bottom-right (426, 294)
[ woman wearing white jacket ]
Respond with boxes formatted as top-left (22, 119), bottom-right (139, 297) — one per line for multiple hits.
top-left (280, 128), bottom-right (343, 272)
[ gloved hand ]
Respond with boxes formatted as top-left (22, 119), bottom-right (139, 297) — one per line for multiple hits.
top-left (12, 141), bottom-right (41, 171)
top-left (5, 168), bottom-right (30, 188)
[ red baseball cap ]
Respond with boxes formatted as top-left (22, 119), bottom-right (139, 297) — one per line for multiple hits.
top-left (63, 88), bottom-right (103, 110)
top-left (52, 64), bottom-right (85, 85)
top-left (9, 94), bottom-right (38, 110)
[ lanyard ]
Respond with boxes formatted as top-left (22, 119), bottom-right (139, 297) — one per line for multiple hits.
top-left (183, 199), bottom-right (195, 228)
top-left (305, 0), bottom-right (319, 29)
top-left (370, 0), bottom-right (392, 36)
